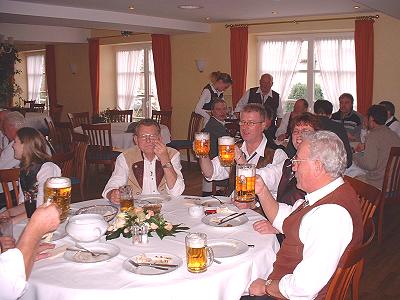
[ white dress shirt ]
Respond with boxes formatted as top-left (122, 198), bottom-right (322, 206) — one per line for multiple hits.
top-left (206, 135), bottom-right (287, 198)
top-left (0, 248), bottom-right (27, 300)
top-left (18, 162), bottom-right (61, 206)
top-left (234, 87), bottom-right (283, 118)
top-left (386, 116), bottom-right (400, 138)
top-left (275, 112), bottom-right (291, 138)
top-left (0, 131), bottom-right (9, 152)
top-left (0, 141), bottom-right (20, 170)
top-left (102, 151), bottom-right (185, 198)
top-left (272, 177), bottom-right (353, 300)
top-left (194, 84), bottom-right (224, 123)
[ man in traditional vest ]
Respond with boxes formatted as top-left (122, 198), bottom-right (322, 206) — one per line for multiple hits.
top-left (103, 119), bottom-right (185, 203)
top-left (379, 100), bottom-right (400, 138)
top-left (234, 73), bottom-right (283, 139)
top-left (199, 103), bottom-right (287, 199)
top-left (244, 131), bottom-right (363, 299)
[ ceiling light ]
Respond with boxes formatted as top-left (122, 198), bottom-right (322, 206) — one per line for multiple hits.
top-left (353, 5), bottom-right (360, 9)
top-left (205, 17), bottom-right (210, 21)
top-left (272, 11), bottom-right (278, 15)
top-left (128, 5), bottom-right (134, 10)
top-left (178, 5), bottom-right (202, 9)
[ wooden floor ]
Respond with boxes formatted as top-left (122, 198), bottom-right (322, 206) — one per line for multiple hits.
top-left (81, 162), bottom-right (400, 300)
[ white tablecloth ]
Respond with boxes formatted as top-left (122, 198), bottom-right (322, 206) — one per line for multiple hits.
top-left (74, 123), bottom-right (171, 150)
top-left (16, 197), bottom-right (279, 300)
top-left (24, 112), bottom-right (50, 132)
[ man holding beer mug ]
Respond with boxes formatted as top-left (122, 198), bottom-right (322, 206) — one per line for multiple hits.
top-left (103, 119), bottom-right (185, 204)
top-left (199, 104), bottom-right (287, 199)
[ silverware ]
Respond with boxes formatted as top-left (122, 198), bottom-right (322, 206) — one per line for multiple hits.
top-left (66, 247), bottom-right (108, 256)
top-left (213, 258), bottom-right (222, 264)
top-left (75, 244), bottom-right (106, 257)
top-left (218, 212), bottom-right (246, 225)
top-left (135, 262), bottom-right (178, 268)
top-left (247, 244), bottom-right (255, 248)
top-left (128, 259), bottom-right (169, 271)
top-left (210, 195), bottom-right (224, 205)
top-left (218, 212), bottom-right (239, 223)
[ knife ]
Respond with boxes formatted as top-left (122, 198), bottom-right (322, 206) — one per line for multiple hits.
top-left (136, 262), bottom-right (178, 268)
top-left (218, 212), bottom-right (246, 225)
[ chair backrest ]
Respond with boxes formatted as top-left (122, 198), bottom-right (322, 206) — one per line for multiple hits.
top-left (81, 123), bottom-right (113, 148)
top-left (32, 103), bottom-right (45, 113)
top-left (343, 176), bottom-right (381, 226)
top-left (0, 168), bottom-right (20, 209)
top-left (381, 147), bottom-right (400, 203)
top-left (152, 110), bottom-right (172, 128)
top-left (72, 133), bottom-right (89, 181)
top-left (108, 110), bottom-right (133, 123)
top-left (188, 112), bottom-right (203, 141)
top-left (52, 151), bottom-right (74, 178)
top-left (23, 100), bottom-right (35, 108)
top-left (50, 104), bottom-right (63, 123)
top-left (47, 121), bottom-right (73, 153)
top-left (68, 112), bottom-right (90, 128)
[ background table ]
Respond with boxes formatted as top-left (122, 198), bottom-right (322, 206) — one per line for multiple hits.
top-left (17, 197), bottom-right (279, 300)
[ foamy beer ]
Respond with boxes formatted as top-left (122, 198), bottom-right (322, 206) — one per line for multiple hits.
top-left (218, 136), bottom-right (235, 166)
top-left (194, 132), bottom-right (210, 158)
top-left (119, 185), bottom-right (134, 212)
top-left (235, 164), bottom-right (256, 202)
top-left (44, 177), bottom-right (72, 223)
top-left (185, 232), bottom-right (214, 273)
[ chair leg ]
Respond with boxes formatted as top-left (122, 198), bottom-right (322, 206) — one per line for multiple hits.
top-left (377, 201), bottom-right (385, 243)
top-left (352, 259), bottom-right (364, 300)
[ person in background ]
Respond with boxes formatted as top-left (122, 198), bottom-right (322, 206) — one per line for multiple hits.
top-left (331, 93), bottom-right (362, 142)
top-left (379, 100), bottom-right (400, 138)
top-left (103, 119), bottom-right (185, 203)
top-left (0, 111), bottom-right (24, 170)
top-left (275, 98), bottom-right (308, 141)
top-left (0, 204), bottom-right (60, 300)
top-left (0, 110), bottom-right (10, 153)
top-left (194, 72), bottom-right (232, 123)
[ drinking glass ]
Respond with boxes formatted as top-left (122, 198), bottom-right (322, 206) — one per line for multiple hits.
top-left (44, 177), bottom-right (72, 223)
top-left (193, 132), bottom-right (210, 158)
top-left (185, 232), bottom-right (214, 273)
top-left (235, 164), bottom-right (256, 202)
top-left (218, 136), bottom-right (235, 167)
top-left (24, 191), bottom-right (37, 219)
top-left (119, 185), bottom-right (134, 212)
top-left (0, 215), bottom-right (13, 239)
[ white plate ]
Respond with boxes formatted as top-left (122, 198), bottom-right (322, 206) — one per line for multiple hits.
top-left (75, 205), bottom-right (118, 222)
top-left (123, 252), bottom-right (182, 275)
top-left (64, 243), bottom-right (120, 263)
top-left (135, 194), bottom-right (171, 206)
top-left (201, 213), bottom-right (248, 228)
top-left (208, 239), bottom-right (249, 258)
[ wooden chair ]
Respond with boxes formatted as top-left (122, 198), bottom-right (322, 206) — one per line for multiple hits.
top-left (152, 110), bottom-right (172, 128)
top-left (344, 176), bottom-right (381, 226)
top-left (32, 103), bottom-right (45, 113)
top-left (325, 218), bottom-right (375, 300)
top-left (0, 168), bottom-right (20, 209)
top-left (52, 151), bottom-right (74, 178)
top-left (71, 133), bottom-right (89, 201)
top-left (377, 146), bottom-right (400, 242)
top-left (108, 109), bottom-right (133, 123)
top-left (23, 100), bottom-right (35, 109)
top-left (68, 112), bottom-right (91, 128)
top-left (50, 104), bottom-right (63, 123)
top-left (45, 118), bottom-right (73, 153)
top-left (167, 112), bottom-right (203, 166)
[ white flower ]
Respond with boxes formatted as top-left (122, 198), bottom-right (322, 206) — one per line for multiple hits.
top-left (164, 223), bottom-right (173, 231)
top-left (115, 217), bottom-right (126, 229)
top-left (150, 223), bottom-right (158, 230)
top-left (107, 225), bottom-right (115, 231)
top-left (123, 227), bottom-right (130, 233)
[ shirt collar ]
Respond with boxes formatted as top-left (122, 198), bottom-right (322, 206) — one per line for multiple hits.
top-left (256, 87), bottom-right (272, 98)
top-left (241, 135), bottom-right (267, 160)
top-left (304, 177), bottom-right (344, 206)
top-left (386, 116), bottom-right (394, 125)
top-left (211, 116), bottom-right (225, 125)
top-left (210, 84), bottom-right (222, 96)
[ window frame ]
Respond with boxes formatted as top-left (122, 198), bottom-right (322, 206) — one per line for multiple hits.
top-left (25, 50), bottom-right (48, 108)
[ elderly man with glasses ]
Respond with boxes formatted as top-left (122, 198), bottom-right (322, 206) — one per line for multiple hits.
top-left (199, 103), bottom-right (287, 199)
top-left (103, 119), bottom-right (185, 204)
top-left (243, 131), bottom-right (363, 300)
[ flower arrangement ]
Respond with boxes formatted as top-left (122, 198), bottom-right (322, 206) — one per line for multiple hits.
top-left (106, 207), bottom-right (189, 240)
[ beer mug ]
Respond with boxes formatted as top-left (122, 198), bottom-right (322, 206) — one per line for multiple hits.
top-left (185, 232), bottom-right (214, 273)
top-left (235, 164), bottom-right (256, 202)
top-left (44, 177), bottom-right (72, 223)
top-left (119, 185), bottom-right (134, 212)
top-left (193, 132), bottom-right (210, 158)
top-left (218, 136), bottom-right (235, 167)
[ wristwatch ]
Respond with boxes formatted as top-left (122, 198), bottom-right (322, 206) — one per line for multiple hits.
top-left (162, 161), bottom-right (173, 169)
top-left (265, 279), bottom-right (273, 295)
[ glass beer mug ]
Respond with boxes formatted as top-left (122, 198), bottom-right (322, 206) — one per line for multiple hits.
top-left (44, 177), bottom-right (72, 223)
top-left (218, 136), bottom-right (235, 167)
top-left (185, 232), bottom-right (214, 273)
top-left (235, 164), bottom-right (256, 202)
top-left (194, 132), bottom-right (210, 158)
top-left (119, 185), bottom-right (134, 212)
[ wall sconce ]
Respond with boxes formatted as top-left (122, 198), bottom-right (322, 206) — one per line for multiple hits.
top-left (195, 59), bottom-right (206, 72)
top-left (69, 63), bottom-right (78, 75)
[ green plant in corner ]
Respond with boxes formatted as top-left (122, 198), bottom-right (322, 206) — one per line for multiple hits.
top-left (0, 45), bottom-right (23, 107)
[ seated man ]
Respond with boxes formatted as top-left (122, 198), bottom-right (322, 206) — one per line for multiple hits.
top-left (275, 98), bottom-right (308, 141)
top-left (199, 104), bottom-right (287, 199)
top-left (103, 119), bottom-right (185, 203)
top-left (245, 131), bottom-right (363, 299)
top-left (353, 105), bottom-right (400, 189)
top-left (379, 100), bottom-right (400, 138)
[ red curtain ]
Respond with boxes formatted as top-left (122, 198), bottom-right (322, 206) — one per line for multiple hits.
top-left (151, 34), bottom-right (172, 129)
top-left (355, 19), bottom-right (374, 116)
top-left (45, 45), bottom-right (57, 114)
top-left (230, 26), bottom-right (248, 109)
top-left (88, 38), bottom-right (100, 115)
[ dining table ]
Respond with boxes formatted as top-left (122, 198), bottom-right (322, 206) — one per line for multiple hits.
top-left (14, 196), bottom-right (280, 300)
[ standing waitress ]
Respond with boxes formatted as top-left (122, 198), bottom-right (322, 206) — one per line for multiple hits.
top-left (195, 72), bottom-right (232, 123)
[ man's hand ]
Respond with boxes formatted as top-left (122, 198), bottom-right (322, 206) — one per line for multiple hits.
top-left (255, 175), bottom-right (268, 195)
top-left (233, 200), bottom-right (256, 210)
top-left (154, 139), bottom-right (170, 164)
top-left (108, 189), bottom-right (121, 205)
top-left (0, 236), bottom-right (16, 253)
top-left (253, 220), bottom-right (278, 234)
top-left (234, 145), bottom-right (246, 164)
top-left (34, 243), bottom-right (56, 261)
top-left (30, 204), bottom-right (61, 237)
top-left (249, 278), bottom-right (267, 296)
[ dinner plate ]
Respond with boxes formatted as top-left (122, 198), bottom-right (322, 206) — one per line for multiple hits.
top-left (201, 213), bottom-right (248, 228)
top-left (64, 243), bottom-right (120, 263)
top-left (123, 252), bottom-right (182, 275)
top-left (75, 205), bottom-right (118, 222)
top-left (208, 239), bottom-right (249, 258)
top-left (135, 194), bottom-right (171, 206)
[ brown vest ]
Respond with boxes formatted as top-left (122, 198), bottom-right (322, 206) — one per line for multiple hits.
top-left (123, 146), bottom-right (179, 196)
top-left (268, 181), bottom-right (363, 299)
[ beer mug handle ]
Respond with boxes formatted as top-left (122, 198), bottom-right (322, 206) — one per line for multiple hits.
top-left (206, 246), bottom-right (214, 267)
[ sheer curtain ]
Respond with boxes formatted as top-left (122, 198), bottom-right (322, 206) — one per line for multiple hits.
top-left (116, 49), bottom-right (143, 112)
top-left (259, 40), bottom-right (302, 103)
top-left (315, 38), bottom-right (356, 112)
top-left (148, 50), bottom-right (160, 111)
top-left (27, 54), bottom-right (44, 102)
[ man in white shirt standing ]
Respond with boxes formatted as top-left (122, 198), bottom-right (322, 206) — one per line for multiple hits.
top-left (379, 100), bottom-right (400, 138)
top-left (103, 119), bottom-right (185, 204)
top-left (244, 131), bottom-right (363, 299)
top-left (0, 111), bottom-right (24, 170)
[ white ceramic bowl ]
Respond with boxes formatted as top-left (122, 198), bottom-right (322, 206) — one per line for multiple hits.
top-left (66, 214), bottom-right (108, 243)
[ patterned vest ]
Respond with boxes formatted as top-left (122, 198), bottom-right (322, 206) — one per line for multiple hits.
top-left (248, 87), bottom-right (280, 120)
top-left (20, 162), bottom-right (44, 198)
top-left (276, 159), bottom-right (306, 206)
top-left (202, 84), bottom-right (224, 110)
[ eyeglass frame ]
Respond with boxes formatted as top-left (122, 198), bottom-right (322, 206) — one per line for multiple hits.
top-left (238, 120), bottom-right (264, 127)
top-left (137, 134), bottom-right (160, 141)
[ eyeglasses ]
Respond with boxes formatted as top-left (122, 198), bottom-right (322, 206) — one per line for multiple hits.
top-left (288, 155), bottom-right (315, 166)
top-left (239, 121), bottom-right (264, 127)
top-left (137, 134), bottom-right (159, 141)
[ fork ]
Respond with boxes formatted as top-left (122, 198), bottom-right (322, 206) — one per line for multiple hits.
top-left (75, 244), bottom-right (104, 257)
top-left (211, 195), bottom-right (224, 205)
top-left (129, 259), bottom-right (168, 271)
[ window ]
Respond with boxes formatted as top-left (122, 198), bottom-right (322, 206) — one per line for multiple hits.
top-left (26, 52), bottom-right (47, 105)
top-left (258, 33), bottom-right (356, 113)
top-left (116, 44), bottom-right (159, 118)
